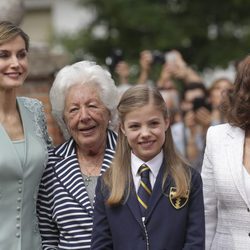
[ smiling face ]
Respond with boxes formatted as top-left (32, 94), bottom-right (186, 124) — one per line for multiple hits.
top-left (63, 84), bottom-right (111, 152)
top-left (121, 103), bottom-right (169, 162)
top-left (0, 35), bottom-right (28, 90)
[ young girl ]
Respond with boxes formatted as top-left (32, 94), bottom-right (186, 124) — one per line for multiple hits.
top-left (91, 85), bottom-right (205, 250)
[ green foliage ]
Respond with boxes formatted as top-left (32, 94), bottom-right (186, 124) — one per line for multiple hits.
top-left (59, 0), bottom-right (250, 70)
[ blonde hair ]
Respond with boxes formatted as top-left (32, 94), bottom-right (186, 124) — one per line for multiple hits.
top-left (0, 21), bottom-right (29, 51)
top-left (104, 85), bottom-right (191, 206)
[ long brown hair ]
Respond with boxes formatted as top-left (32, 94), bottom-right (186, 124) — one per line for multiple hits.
top-left (104, 85), bottom-right (191, 206)
top-left (222, 55), bottom-right (250, 130)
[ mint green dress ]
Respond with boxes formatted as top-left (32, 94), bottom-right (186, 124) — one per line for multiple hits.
top-left (0, 97), bottom-right (52, 250)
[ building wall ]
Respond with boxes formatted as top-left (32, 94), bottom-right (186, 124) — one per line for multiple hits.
top-left (17, 77), bottom-right (65, 146)
top-left (21, 9), bottom-right (52, 44)
top-left (22, 0), bottom-right (93, 44)
top-left (52, 0), bottom-right (94, 36)
top-left (17, 0), bottom-right (94, 146)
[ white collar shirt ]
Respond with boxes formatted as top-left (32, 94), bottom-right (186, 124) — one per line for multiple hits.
top-left (131, 150), bottom-right (163, 192)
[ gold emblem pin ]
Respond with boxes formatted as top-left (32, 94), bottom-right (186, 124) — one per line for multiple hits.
top-left (169, 187), bottom-right (189, 209)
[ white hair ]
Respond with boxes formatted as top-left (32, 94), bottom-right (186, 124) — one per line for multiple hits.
top-left (50, 61), bottom-right (119, 140)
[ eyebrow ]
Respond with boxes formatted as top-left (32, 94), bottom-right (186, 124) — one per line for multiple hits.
top-left (0, 48), bottom-right (27, 52)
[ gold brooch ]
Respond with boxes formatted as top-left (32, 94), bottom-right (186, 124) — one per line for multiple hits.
top-left (169, 187), bottom-right (189, 209)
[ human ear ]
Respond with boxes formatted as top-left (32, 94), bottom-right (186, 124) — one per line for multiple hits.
top-left (120, 123), bottom-right (126, 136)
top-left (164, 118), bottom-right (170, 131)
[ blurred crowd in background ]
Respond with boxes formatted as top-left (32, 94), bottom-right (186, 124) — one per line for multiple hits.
top-left (109, 49), bottom-right (235, 172)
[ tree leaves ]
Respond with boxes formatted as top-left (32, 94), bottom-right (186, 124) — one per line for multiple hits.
top-left (63, 0), bottom-right (250, 70)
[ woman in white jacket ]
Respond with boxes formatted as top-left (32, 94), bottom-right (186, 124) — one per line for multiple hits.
top-left (201, 55), bottom-right (250, 250)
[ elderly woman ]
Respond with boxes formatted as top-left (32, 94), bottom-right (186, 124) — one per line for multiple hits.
top-left (37, 61), bottom-right (119, 250)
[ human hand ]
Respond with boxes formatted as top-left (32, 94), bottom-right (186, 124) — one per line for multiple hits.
top-left (166, 50), bottom-right (186, 68)
top-left (157, 63), bottom-right (174, 89)
top-left (195, 107), bottom-right (211, 129)
top-left (167, 50), bottom-right (202, 84)
top-left (139, 50), bottom-right (153, 72)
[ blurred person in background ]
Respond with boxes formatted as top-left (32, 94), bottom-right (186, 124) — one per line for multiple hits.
top-left (208, 77), bottom-right (233, 125)
top-left (156, 57), bottom-right (177, 90)
top-left (165, 50), bottom-right (203, 85)
top-left (171, 82), bottom-right (212, 172)
top-left (37, 61), bottom-right (118, 250)
top-left (156, 56), bottom-right (183, 125)
top-left (106, 49), bottom-right (133, 98)
top-left (114, 60), bottom-right (133, 98)
top-left (202, 55), bottom-right (250, 250)
top-left (0, 21), bottom-right (52, 250)
top-left (137, 49), bottom-right (204, 125)
top-left (137, 50), bottom-right (154, 85)
top-left (159, 87), bottom-right (182, 125)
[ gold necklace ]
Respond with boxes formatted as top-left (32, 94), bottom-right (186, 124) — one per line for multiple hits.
top-left (77, 150), bottom-right (103, 186)
top-left (78, 159), bottom-right (101, 187)
top-left (82, 166), bottom-right (100, 187)
top-left (83, 175), bottom-right (92, 187)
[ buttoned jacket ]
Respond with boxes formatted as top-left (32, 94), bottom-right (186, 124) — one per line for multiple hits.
top-left (0, 97), bottom-right (52, 250)
top-left (37, 130), bottom-right (117, 250)
top-left (91, 165), bottom-right (205, 250)
top-left (202, 124), bottom-right (250, 250)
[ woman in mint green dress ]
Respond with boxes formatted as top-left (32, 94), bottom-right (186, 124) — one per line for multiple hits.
top-left (0, 21), bottom-right (52, 250)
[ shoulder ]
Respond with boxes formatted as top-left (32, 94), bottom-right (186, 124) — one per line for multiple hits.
top-left (48, 139), bottom-right (73, 157)
top-left (17, 97), bottom-right (45, 118)
top-left (170, 122), bottom-right (185, 143)
top-left (18, 97), bottom-right (53, 147)
top-left (43, 145), bottom-right (66, 175)
top-left (207, 123), bottom-right (231, 136)
top-left (171, 121), bottom-right (184, 133)
top-left (206, 123), bottom-right (245, 146)
top-left (95, 174), bottom-right (110, 201)
top-left (17, 97), bottom-right (46, 123)
top-left (17, 96), bottom-right (43, 109)
top-left (107, 129), bottom-right (118, 150)
top-left (189, 166), bottom-right (202, 190)
top-left (206, 123), bottom-right (233, 145)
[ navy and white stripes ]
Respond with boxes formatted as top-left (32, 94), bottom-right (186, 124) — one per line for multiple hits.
top-left (37, 130), bottom-right (117, 250)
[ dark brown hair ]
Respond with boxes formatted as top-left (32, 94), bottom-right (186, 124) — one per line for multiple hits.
top-left (222, 55), bottom-right (250, 130)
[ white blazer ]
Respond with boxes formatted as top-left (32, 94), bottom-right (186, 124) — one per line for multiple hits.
top-left (201, 123), bottom-right (250, 250)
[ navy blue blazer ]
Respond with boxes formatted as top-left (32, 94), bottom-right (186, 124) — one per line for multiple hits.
top-left (91, 166), bottom-right (205, 250)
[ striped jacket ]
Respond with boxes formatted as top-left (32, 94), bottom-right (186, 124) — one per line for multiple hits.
top-left (37, 130), bottom-right (117, 250)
